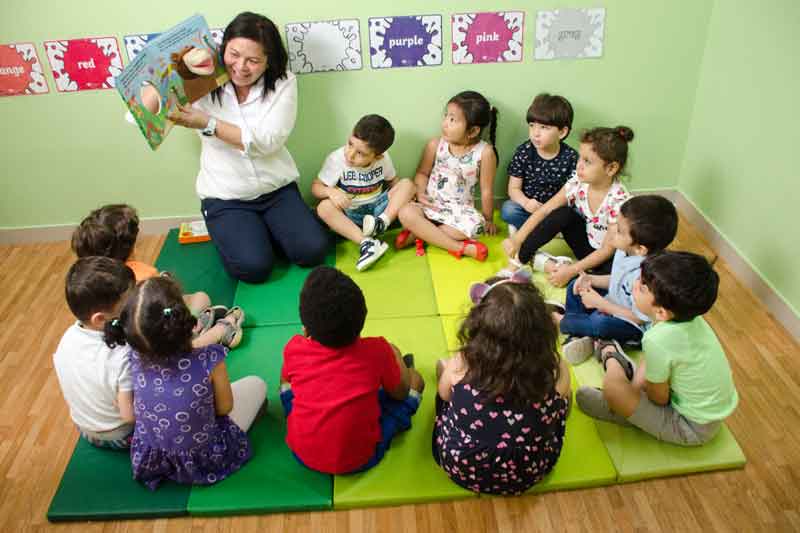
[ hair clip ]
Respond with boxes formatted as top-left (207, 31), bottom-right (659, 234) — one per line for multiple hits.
top-left (111, 318), bottom-right (120, 327)
top-left (468, 269), bottom-right (532, 304)
top-left (163, 307), bottom-right (172, 317)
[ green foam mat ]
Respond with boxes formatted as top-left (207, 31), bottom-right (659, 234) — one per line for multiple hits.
top-left (439, 315), bottom-right (617, 494)
top-left (334, 229), bottom-right (438, 319)
top-left (47, 439), bottom-right (190, 522)
top-left (187, 324), bottom-right (332, 515)
top-left (155, 228), bottom-right (238, 308)
top-left (233, 249), bottom-right (335, 327)
top-left (570, 354), bottom-right (746, 483)
top-left (333, 316), bottom-right (477, 509)
top-left (427, 220), bottom-right (572, 317)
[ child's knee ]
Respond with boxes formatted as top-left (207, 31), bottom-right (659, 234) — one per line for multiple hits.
top-left (398, 203), bottom-right (419, 224)
top-left (316, 198), bottom-right (338, 219)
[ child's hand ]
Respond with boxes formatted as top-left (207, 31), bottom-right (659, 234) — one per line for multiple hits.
top-left (502, 237), bottom-right (519, 259)
top-left (416, 192), bottom-right (436, 209)
top-left (579, 287), bottom-right (605, 310)
top-left (574, 272), bottom-right (592, 294)
top-left (484, 221), bottom-right (498, 236)
top-left (329, 189), bottom-right (352, 210)
top-left (547, 264), bottom-right (575, 287)
top-left (169, 103), bottom-right (209, 130)
top-left (524, 198), bottom-right (542, 213)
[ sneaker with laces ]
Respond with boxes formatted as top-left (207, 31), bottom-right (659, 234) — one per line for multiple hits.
top-left (356, 238), bottom-right (389, 271)
top-left (362, 214), bottom-right (387, 237)
top-left (562, 336), bottom-right (595, 364)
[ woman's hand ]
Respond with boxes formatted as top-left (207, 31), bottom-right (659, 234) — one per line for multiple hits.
top-left (548, 264), bottom-right (576, 287)
top-left (168, 103), bottom-right (210, 130)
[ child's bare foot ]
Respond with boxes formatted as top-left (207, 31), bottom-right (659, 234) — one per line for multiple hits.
top-left (409, 368), bottom-right (425, 394)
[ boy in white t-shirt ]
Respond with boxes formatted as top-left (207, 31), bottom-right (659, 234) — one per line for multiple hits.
top-left (53, 256), bottom-right (136, 449)
top-left (312, 114), bottom-right (415, 271)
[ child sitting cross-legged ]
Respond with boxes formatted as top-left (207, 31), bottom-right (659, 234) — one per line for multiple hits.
top-left (312, 114), bottom-right (416, 271)
top-left (555, 195), bottom-right (678, 363)
top-left (576, 251), bottom-right (739, 446)
top-left (280, 266), bottom-right (425, 474)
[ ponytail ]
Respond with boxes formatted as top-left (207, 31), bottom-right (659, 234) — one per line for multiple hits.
top-left (488, 106), bottom-right (499, 165)
top-left (103, 317), bottom-right (127, 349)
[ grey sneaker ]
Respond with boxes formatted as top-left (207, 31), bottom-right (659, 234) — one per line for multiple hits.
top-left (576, 386), bottom-right (632, 426)
top-left (563, 336), bottom-right (595, 364)
top-left (356, 238), bottom-right (388, 271)
top-left (362, 214), bottom-right (387, 237)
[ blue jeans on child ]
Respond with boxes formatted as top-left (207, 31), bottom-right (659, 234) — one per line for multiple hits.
top-left (560, 279), bottom-right (643, 343)
top-left (280, 387), bottom-right (420, 473)
top-left (344, 191), bottom-right (390, 227)
top-left (500, 200), bottom-right (531, 230)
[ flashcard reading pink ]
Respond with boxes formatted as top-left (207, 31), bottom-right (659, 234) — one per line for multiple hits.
top-left (44, 37), bottom-right (123, 92)
top-left (451, 11), bottom-right (524, 64)
top-left (0, 43), bottom-right (49, 96)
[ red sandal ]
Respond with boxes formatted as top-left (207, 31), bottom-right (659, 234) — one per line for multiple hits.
top-left (415, 238), bottom-right (426, 256)
top-left (395, 229), bottom-right (413, 249)
top-left (448, 239), bottom-right (488, 262)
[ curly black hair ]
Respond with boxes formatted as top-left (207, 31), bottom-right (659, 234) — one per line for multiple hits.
top-left (299, 266), bottom-right (366, 348)
top-left (640, 251), bottom-right (719, 322)
top-left (104, 276), bottom-right (195, 361)
top-left (71, 204), bottom-right (139, 261)
top-left (458, 278), bottom-right (560, 407)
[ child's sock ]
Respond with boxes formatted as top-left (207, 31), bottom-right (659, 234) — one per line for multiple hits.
top-left (378, 212), bottom-right (390, 227)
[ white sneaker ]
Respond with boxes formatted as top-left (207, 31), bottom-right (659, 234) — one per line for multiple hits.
top-left (562, 336), bottom-right (595, 365)
top-left (362, 214), bottom-right (387, 238)
top-left (532, 251), bottom-right (573, 272)
top-left (356, 238), bottom-right (388, 271)
top-left (508, 224), bottom-right (518, 238)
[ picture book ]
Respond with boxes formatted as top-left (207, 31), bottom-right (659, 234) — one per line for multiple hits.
top-left (178, 220), bottom-right (211, 244)
top-left (116, 14), bottom-right (228, 150)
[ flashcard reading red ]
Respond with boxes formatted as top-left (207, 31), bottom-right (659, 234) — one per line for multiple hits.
top-left (44, 37), bottom-right (123, 92)
top-left (0, 43), bottom-right (49, 96)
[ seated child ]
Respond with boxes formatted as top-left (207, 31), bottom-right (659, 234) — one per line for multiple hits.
top-left (280, 266), bottom-right (425, 474)
top-left (53, 256), bottom-right (136, 449)
top-left (105, 276), bottom-right (266, 489)
top-left (501, 93), bottom-right (578, 236)
top-left (576, 251), bottom-right (739, 446)
top-left (312, 114), bottom-right (415, 271)
top-left (396, 90), bottom-right (499, 260)
top-left (434, 272), bottom-right (571, 495)
top-left (556, 195), bottom-right (678, 362)
top-left (71, 203), bottom-right (210, 314)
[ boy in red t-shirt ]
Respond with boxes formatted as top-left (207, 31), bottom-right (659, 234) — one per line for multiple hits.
top-left (280, 266), bottom-right (425, 474)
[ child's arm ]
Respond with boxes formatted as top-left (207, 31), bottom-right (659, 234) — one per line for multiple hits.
top-left (579, 289), bottom-right (645, 325)
top-left (311, 178), bottom-right (351, 210)
top-left (413, 139), bottom-right (439, 207)
top-left (385, 344), bottom-right (412, 401)
top-left (116, 390), bottom-right (135, 424)
top-left (437, 354), bottom-right (466, 402)
top-left (479, 145), bottom-right (498, 235)
top-left (210, 361), bottom-right (235, 416)
top-left (508, 176), bottom-right (541, 213)
top-left (555, 358), bottom-right (572, 416)
top-left (548, 232), bottom-right (615, 288)
top-left (646, 379), bottom-right (670, 406)
top-left (502, 184), bottom-right (568, 259)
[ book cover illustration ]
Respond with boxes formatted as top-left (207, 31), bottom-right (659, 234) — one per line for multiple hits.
top-left (116, 14), bottom-right (228, 150)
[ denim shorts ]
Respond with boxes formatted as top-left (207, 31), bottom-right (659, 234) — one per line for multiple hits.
top-left (344, 191), bottom-right (390, 227)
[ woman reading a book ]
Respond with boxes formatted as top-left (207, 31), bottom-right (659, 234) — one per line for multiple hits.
top-left (169, 11), bottom-right (329, 283)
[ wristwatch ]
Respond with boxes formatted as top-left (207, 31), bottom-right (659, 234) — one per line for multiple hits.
top-left (201, 117), bottom-right (217, 137)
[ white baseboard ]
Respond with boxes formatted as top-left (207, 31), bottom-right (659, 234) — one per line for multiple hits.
top-left (0, 216), bottom-right (202, 245)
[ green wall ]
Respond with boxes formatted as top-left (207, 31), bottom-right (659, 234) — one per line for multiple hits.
top-left (678, 1), bottom-right (799, 316)
top-left (0, 0), bottom-right (712, 229)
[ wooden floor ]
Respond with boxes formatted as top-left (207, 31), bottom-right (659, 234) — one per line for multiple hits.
top-left (1, 216), bottom-right (799, 532)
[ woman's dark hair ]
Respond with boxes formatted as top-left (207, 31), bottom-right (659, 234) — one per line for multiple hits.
top-left (71, 204), bottom-right (139, 261)
top-left (448, 90), bottom-right (499, 163)
top-left (457, 279), bottom-right (560, 407)
top-left (299, 266), bottom-right (366, 348)
top-left (640, 251), bottom-right (719, 322)
top-left (580, 126), bottom-right (635, 174)
top-left (104, 276), bottom-right (195, 361)
top-left (526, 93), bottom-right (574, 136)
top-left (620, 195), bottom-right (678, 252)
top-left (66, 256), bottom-right (135, 322)
top-left (211, 12), bottom-right (289, 104)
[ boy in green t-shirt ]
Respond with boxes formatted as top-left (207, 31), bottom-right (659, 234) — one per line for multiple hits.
top-left (576, 251), bottom-right (738, 445)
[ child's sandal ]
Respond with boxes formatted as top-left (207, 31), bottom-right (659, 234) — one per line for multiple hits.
top-left (196, 305), bottom-right (228, 335)
top-left (218, 307), bottom-right (246, 349)
top-left (596, 339), bottom-right (636, 380)
top-left (449, 240), bottom-right (488, 262)
top-left (414, 238), bottom-right (426, 256)
top-left (395, 229), bottom-right (413, 249)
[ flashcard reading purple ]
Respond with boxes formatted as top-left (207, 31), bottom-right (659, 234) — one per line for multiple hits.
top-left (369, 15), bottom-right (442, 69)
top-left (452, 11), bottom-right (524, 64)
top-left (535, 8), bottom-right (605, 60)
top-left (45, 37), bottom-right (123, 92)
top-left (286, 19), bottom-right (362, 74)
top-left (124, 33), bottom-right (161, 62)
top-left (0, 43), bottom-right (49, 96)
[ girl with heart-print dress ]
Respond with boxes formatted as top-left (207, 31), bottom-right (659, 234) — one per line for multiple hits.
top-left (433, 274), bottom-right (571, 495)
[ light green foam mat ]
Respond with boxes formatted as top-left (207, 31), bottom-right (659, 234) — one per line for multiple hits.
top-left (155, 228), bottom-right (239, 308)
top-left (232, 249), bottom-right (335, 327)
top-left (333, 316), bottom-right (477, 509)
top-left (570, 354), bottom-right (746, 482)
top-left (334, 229), bottom-right (438, 319)
top-left (427, 219), bottom-right (573, 317)
top-left (187, 324), bottom-right (333, 515)
top-left (439, 315), bottom-right (617, 494)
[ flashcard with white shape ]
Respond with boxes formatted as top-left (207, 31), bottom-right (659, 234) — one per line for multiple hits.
top-left (44, 37), bottom-right (123, 92)
top-left (210, 29), bottom-right (224, 47)
top-left (452, 11), bottom-right (524, 64)
top-left (0, 43), bottom-right (49, 96)
top-left (124, 33), bottom-right (161, 62)
top-left (369, 15), bottom-right (442, 69)
top-left (286, 19), bottom-right (362, 74)
top-left (535, 8), bottom-right (605, 60)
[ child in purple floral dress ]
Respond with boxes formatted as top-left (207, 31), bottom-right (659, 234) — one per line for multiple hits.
top-left (106, 276), bottom-right (266, 490)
